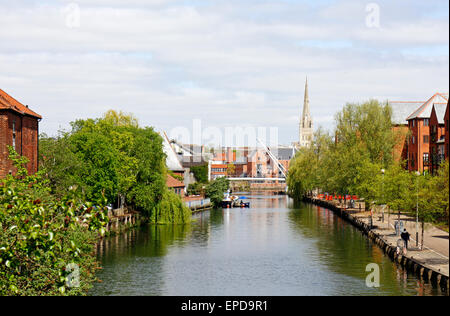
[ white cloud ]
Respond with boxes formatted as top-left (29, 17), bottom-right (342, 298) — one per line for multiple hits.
top-left (0, 0), bottom-right (448, 145)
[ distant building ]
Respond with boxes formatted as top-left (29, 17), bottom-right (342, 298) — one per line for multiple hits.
top-left (166, 174), bottom-right (185, 197)
top-left (389, 93), bottom-right (449, 173)
top-left (445, 101), bottom-right (449, 160)
top-left (429, 103), bottom-right (447, 174)
top-left (405, 93), bottom-right (448, 173)
top-left (161, 132), bottom-right (185, 178)
top-left (0, 89), bottom-right (41, 178)
top-left (298, 77), bottom-right (313, 148)
top-left (389, 100), bottom-right (425, 164)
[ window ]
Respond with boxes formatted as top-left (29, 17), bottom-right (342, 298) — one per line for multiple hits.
top-left (423, 135), bottom-right (429, 143)
top-left (12, 121), bottom-right (16, 149)
top-left (423, 153), bottom-right (429, 164)
top-left (423, 119), bottom-right (429, 126)
top-left (412, 136), bottom-right (415, 144)
top-left (412, 120), bottom-right (415, 127)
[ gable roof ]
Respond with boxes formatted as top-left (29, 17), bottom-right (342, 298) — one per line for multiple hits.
top-left (388, 101), bottom-right (425, 125)
top-left (0, 89), bottom-right (42, 119)
top-left (274, 147), bottom-right (297, 160)
top-left (161, 131), bottom-right (185, 172)
top-left (432, 103), bottom-right (448, 124)
top-left (406, 92), bottom-right (449, 121)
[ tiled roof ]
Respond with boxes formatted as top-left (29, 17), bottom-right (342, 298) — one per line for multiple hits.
top-left (166, 174), bottom-right (185, 188)
top-left (388, 101), bottom-right (424, 125)
top-left (406, 93), bottom-right (449, 121)
top-left (273, 147), bottom-right (297, 160)
top-left (0, 89), bottom-right (42, 119)
top-left (161, 132), bottom-right (185, 172)
top-left (433, 103), bottom-right (448, 124)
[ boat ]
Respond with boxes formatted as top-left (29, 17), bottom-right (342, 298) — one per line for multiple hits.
top-left (221, 191), bottom-right (250, 208)
top-left (232, 196), bottom-right (250, 208)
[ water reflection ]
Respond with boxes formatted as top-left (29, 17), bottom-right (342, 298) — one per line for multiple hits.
top-left (90, 192), bottom-right (446, 296)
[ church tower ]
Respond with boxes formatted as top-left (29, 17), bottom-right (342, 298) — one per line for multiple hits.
top-left (298, 77), bottom-right (313, 147)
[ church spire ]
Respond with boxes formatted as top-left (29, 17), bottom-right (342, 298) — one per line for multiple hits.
top-left (302, 76), bottom-right (310, 122)
top-left (298, 76), bottom-right (313, 148)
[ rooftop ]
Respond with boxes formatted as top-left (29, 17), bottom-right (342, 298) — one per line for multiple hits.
top-left (161, 132), bottom-right (185, 172)
top-left (432, 103), bottom-right (448, 124)
top-left (166, 174), bottom-right (185, 188)
top-left (406, 93), bottom-right (449, 121)
top-left (388, 101), bottom-right (425, 125)
top-left (0, 89), bottom-right (42, 119)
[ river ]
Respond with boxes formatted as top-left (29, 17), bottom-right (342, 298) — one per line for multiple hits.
top-left (90, 192), bottom-right (445, 296)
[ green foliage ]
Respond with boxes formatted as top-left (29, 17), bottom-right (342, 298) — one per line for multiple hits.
top-left (39, 110), bottom-right (190, 224)
top-left (187, 182), bottom-right (206, 196)
top-left (287, 99), bottom-right (449, 225)
top-left (205, 177), bottom-right (229, 208)
top-left (0, 147), bottom-right (108, 296)
top-left (147, 190), bottom-right (192, 224)
top-left (190, 164), bottom-right (209, 183)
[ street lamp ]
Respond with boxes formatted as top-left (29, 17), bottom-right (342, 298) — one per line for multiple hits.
top-left (381, 169), bottom-right (385, 223)
top-left (415, 171), bottom-right (420, 248)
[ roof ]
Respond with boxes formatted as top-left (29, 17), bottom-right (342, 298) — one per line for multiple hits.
top-left (432, 103), bottom-right (447, 124)
top-left (406, 93), bottom-right (449, 121)
top-left (274, 147), bottom-right (297, 160)
top-left (0, 89), bottom-right (42, 119)
top-left (388, 101), bottom-right (424, 125)
top-left (161, 132), bottom-right (185, 172)
top-left (166, 174), bottom-right (185, 188)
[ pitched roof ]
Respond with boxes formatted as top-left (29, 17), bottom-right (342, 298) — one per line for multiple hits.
top-left (432, 103), bottom-right (448, 124)
top-left (0, 89), bottom-right (42, 119)
top-left (161, 131), bottom-right (185, 172)
top-left (388, 101), bottom-right (425, 125)
top-left (166, 174), bottom-right (185, 188)
top-left (274, 147), bottom-right (297, 160)
top-left (406, 93), bottom-right (449, 121)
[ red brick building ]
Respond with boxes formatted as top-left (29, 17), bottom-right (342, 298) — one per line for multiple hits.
top-left (389, 101), bottom-right (425, 165)
top-left (405, 93), bottom-right (448, 173)
top-left (0, 89), bottom-right (42, 178)
top-left (429, 103), bottom-right (447, 174)
top-left (444, 101), bottom-right (449, 161)
top-left (166, 174), bottom-right (185, 197)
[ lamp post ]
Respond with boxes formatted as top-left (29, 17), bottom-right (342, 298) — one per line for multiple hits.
top-left (415, 171), bottom-right (420, 248)
top-left (381, 169), bottom-right (385, 223)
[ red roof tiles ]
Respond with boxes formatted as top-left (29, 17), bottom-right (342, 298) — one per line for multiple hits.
top-left (166, 174), bottom-right (185, 188)
top-left (0, 89), bottom-right (42, 119)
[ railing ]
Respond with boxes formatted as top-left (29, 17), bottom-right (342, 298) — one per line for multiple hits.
top-left (185, 198), bottom-right (211, 210)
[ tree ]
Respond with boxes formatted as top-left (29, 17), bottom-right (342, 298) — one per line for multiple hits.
top-left (39, 110), bottom-right (191, 224)
top-left (226, 164), bottom-right (236, 177)
top-left (206, 177), bottom-right (229, 207)
top-left (190, 163), bottom-right (209, 183)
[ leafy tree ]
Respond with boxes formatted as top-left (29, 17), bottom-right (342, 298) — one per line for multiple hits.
top-left (39, 110), bottom-right (191, 224)
top-left (205, 177), bottom-right (229, 207)
top-left (287, 98), bottom-right (448, 227)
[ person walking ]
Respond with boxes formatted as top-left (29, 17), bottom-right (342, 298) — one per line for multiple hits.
top-left (401, 228), bottom-right (410, 249)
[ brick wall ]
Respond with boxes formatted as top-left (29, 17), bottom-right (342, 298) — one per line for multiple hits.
top-left (0, 111), bottom-right (39, 178)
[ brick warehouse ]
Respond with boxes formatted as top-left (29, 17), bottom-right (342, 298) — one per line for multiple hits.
top-left (0, 89), bottom-right (42, 178)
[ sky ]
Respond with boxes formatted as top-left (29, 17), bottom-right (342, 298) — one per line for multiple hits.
top-left (0, 0), bottom-right (448, 145)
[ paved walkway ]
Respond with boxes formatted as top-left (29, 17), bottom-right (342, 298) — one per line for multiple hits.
top-left (352, 209), bottom-right (449, 277)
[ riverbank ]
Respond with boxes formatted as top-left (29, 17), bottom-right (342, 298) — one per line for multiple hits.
top-left (303, 196), bottom-right (449, 292)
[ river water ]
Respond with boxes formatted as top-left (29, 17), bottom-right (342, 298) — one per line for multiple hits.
top-left (90, 192), bottom-right (445, 296)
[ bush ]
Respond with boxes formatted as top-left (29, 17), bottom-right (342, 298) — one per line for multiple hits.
top-left (0, 148), bottom-right (108, 296)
